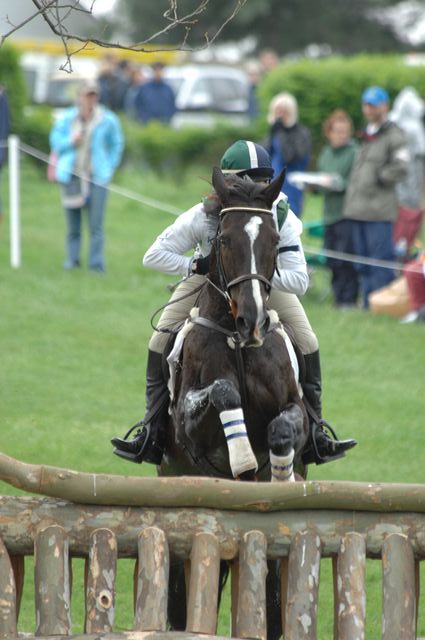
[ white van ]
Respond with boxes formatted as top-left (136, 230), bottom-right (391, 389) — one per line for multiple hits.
top-left (163, 64), bottom-right (251, 128)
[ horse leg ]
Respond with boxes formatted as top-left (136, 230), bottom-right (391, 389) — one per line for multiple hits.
top-left (267, 403), bottom-right (306, 482)
top-left (184, 378), bottom-right (258, 477)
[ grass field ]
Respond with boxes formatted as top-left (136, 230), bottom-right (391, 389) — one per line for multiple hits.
top-left (0, 157), bottom-right (424, 638)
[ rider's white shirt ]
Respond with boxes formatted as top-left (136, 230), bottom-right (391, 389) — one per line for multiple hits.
top-left (143, 193), bottom-right (309, 295)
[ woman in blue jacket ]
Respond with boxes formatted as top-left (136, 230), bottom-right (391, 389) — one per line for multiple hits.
top-left (50, 79), bottom-right (124, 272)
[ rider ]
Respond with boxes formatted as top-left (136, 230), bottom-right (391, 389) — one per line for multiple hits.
top-left (111, 140), bottom-right (356, 466)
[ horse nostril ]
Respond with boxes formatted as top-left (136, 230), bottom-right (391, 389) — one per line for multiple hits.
top-left (236, 316), bottom-right (250, 337)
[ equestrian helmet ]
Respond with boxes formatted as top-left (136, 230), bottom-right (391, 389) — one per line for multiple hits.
top-left (220, 140), bottom-right (274, 179)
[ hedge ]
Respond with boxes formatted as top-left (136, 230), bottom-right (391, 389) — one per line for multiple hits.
top-left (0, 44), bottom-right (27, 132)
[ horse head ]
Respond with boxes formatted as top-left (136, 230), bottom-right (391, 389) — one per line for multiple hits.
top-left (211, 167), bottom-right (286, 347)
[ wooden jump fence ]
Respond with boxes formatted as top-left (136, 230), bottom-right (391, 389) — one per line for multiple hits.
top-left (0, 452), bottom-right (424, 640)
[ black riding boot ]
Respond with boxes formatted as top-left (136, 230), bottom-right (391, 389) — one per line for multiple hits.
top-left (111, 350), bottom-right (168, 464)
top-left (301, 350), bottom-right (357, 465)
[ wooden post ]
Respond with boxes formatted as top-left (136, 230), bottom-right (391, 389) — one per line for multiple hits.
top-left (285, 530), bottom-right (321, 640)
top-left (85, 528), bottom-right (117, 634)
top-left (34, 525), bottom-right (71, 636)
top-left (134, 527), bottom-right (169, 632)
top-left (186, 532), bottom-right (220, 635)
top-left (0, 535), bottom-right (17, 638)
top-left (336, 532), bottom-right (366, 640)
top-left (382, 533), bottom-right (416, 640)
top-left (235, 530), bottom-right (267, 640)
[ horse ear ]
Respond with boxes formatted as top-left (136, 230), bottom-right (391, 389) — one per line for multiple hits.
top-left (262, 168), bottom-right (286, 209)
top-left (212, 166), bottom-right (230, 205)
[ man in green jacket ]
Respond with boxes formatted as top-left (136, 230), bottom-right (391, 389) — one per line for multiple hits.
top-left (343, 86), bottom-right (409, 308)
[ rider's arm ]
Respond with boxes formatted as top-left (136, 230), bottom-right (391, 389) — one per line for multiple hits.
top-left (272, 209), bottom-right (309, 295)
top-left (143, 203), bottom-right (205, 276)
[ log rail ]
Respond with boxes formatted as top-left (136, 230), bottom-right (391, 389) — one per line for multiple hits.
top-left (0, 452), bottom-right (424, 639)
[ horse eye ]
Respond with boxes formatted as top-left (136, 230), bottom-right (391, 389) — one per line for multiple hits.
top-left (220, 235), bottom-right (231, 248)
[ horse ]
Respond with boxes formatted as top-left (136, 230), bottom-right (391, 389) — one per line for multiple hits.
top-left (159, 166), bottom-right (309, 639)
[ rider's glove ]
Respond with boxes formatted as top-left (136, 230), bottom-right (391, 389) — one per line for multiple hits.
top-left (191, 255), bottom-right (210, 275)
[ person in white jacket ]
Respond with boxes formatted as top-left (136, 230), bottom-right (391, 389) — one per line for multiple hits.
top-left (112, 140), bottom-right (356, 467)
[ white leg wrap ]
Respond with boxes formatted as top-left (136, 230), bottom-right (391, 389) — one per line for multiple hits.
top-left (270, 448), bottom-right (295, 482)
top-left (220, 409), bottom-right (258, 477)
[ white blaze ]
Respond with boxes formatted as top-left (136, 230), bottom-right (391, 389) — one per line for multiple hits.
top-left (244, 216), bottom-right (263, 320)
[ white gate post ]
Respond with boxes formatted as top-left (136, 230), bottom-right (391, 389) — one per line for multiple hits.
top-left (8, 134), bottom-right (21, 268)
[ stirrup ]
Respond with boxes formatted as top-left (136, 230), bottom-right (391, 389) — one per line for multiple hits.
top-left (302, 420), bottom-right (357, 466)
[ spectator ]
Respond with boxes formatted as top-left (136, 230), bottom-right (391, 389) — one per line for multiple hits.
top-left (259, 48), bottom-right (280, 76)
top-left (343, 86), bottom-right (409, 308)
top-left (263, 92), bottom-right (312, 216)
top-left (317, 109), bottom-right (359, 308)
top-left (245, 61), bottom-right (261, 121)
top-left (133, 61), bottom-right (176, 125)
top-left (97, 53), bottom-right (130, 112)
top-left (400, 252), bottom-right (425, 323)
top-left (124, 65), bottom-right (146, 119)
top-left (49, 79), bottom-right (124, 272)
top-left (390, 86), bottom-right (425, 210)
top-left (0, 85), bottom-right (9, 226)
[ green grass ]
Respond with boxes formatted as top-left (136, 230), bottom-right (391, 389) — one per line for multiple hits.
top-left (0, 159), bottom-right (424, 638)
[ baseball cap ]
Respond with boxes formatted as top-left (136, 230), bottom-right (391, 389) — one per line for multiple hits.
top-left (362, 86), bottom-right (389, 106)
top-left (79, 79), bottom-right (100, 95)
top-left (220, 140), bottom-right (274, 179)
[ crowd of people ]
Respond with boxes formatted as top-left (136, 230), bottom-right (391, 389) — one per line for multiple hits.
top-left (260, 83), bottom-right (425, 319)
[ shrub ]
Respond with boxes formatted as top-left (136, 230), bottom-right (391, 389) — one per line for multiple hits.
top-left (0, 44), bottom-right (27, 132)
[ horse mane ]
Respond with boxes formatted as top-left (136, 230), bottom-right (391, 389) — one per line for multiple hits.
top-left (203, 174), bottom-right (270, 217)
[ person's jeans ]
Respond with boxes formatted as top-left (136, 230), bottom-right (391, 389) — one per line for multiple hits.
top-left (351, 219), bottom-right (395, 307)
top-left (324, 219), bottom-right (359, 305)
top-left (64, 183), bottom-right (108, 271)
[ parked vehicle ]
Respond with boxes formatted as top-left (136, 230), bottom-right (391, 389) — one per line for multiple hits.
top-left (163, 64), bottom-right (251, 128)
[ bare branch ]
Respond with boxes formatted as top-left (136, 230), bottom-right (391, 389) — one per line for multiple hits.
top-left (0, 0), bottom-right (248, 65)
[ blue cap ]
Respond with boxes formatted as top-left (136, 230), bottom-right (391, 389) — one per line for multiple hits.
top-left (362, 86), bottom-right (389, 106)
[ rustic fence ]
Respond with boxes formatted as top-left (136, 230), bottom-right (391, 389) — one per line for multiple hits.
top-left (0, 452), bottom-right (424, 640)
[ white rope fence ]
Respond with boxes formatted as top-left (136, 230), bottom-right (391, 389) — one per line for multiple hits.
top-left (3, 136), bottom-right (423, 275)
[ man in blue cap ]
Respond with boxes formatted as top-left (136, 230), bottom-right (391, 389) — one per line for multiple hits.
top-left (344, 86), bottom-right (409, 307)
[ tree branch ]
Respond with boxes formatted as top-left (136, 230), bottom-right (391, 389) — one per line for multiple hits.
top-left (0, 0), bottom-right (247, 69)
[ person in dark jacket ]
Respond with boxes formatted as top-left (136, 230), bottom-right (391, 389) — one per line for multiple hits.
top-left (317, 109), bottom-right (359, 308)
top-left (0, 85), bottom-right (10, 225)
top-left (343, 86), bottom-right (409, 308)
top-left (134, 62), bottom-right (176, 125)
top-left (263, 92), bottom-right (312, 216)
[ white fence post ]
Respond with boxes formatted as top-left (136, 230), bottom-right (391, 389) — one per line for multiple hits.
top-left (8, 134), bottom-right (21, 268)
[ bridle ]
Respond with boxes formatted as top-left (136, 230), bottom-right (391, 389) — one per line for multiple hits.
top-left (214, 205), bottom-right (277, 304)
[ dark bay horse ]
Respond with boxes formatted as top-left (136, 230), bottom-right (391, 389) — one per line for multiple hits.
top-left (159, 167), bottom-right (309, 639)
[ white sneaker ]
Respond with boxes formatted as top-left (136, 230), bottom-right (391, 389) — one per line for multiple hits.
top-left (400, 310), bottom-right (419, 324)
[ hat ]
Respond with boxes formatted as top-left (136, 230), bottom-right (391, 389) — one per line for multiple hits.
top-left (362, 86), bottom-right (389, 106)
top-left (79, 79), bottom-right (99, 95)
top-left (220, 140), bottom-right (274, 179)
